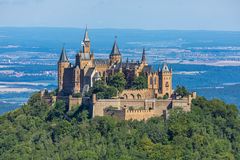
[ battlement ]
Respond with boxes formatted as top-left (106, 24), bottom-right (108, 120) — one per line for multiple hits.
top-left (147, 72), bottom-right (158, 76)
top-left (161, 71), bottom-right (172, 75)
top-left (125, 109), bottom-right (152, 113)
top-left (124, 108), bottom-right (157, 120)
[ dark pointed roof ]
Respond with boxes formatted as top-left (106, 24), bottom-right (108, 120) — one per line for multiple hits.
top-left (59, 47), bottom-right (69, 62)
top-left (141, 48), bottom-right (146, 62)
top-left (83, 26), bottom-right (90, 42)
top-left (110, 39), bottom-right (121, 56)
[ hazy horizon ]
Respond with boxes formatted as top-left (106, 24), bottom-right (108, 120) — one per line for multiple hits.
top-left (0, 0), bottom-right (239, 31)
top-left (1, 26), bottom-right (240, 32)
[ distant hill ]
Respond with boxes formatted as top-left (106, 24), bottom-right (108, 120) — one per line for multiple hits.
top-left (0, 92), bottom-right (239, 159)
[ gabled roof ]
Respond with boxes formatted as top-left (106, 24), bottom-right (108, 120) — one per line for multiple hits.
top-left (59, 47), bottom-right (69, 62)
top-left (142, 65), bottom-right (153, 73)
top-left (162, 63), bottom-right (170, 72)
top-left (94, 59), bottom-right (109, 65)
top-left (85, 67), bottom-right (95, 77)
top-left (83, 26), bottom-right (90, 42)
top-left (93, 72), bottom-right (101, 79)
top-left (110, 39), bottom-right (121, 56)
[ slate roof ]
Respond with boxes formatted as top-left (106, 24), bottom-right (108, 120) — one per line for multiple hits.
top-left (85, 67), bottom-right (95, 77)
top-left (122, 62), bottom-right (139, 69)
top-left (141, 48), bottom-right (146, 62)
top-left (142, 65), bottom-right (153, 73)
top-left (110, 40), bottom-right (121, 56)
top-left (162, 63), bottom-right (170, 72)
top-left (94, 59), bottom-right (109, 65)
top-left (83, 26), bottom-right (90, 42)
top-left (59, 47), bottom-right (69, 62)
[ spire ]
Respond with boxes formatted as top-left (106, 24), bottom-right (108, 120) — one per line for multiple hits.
top-left (110, 37), bottom-right (121, 55)
top-left (158, 65), bottom-right (161, 72)
top-left (59, 47), bottom-right (69, 62)
top-left (83, 25), bottom-right (90, 42)
top-left (141, 48), bottom-right (146, 63)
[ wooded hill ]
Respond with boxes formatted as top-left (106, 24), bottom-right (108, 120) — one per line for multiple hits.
top-left (0, 93), bottom-right (239, 160)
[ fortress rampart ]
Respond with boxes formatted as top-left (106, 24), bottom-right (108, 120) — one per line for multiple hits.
top-left (91, 92), bottom-right (196, 120)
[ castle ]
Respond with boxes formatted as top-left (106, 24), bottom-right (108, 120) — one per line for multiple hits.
top-left (51, 27), bottom-right (196, 120)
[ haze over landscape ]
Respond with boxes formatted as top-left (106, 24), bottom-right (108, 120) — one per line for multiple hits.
top-left (1, 1), bottom-right (240, 160)
top-left (0, 0), bottom-right (240, 114)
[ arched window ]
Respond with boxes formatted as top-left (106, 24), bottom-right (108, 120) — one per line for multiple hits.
top-left (165, 82), bottom-right (169, 87)
top-left (123, 94), bottom-right (128, 99)
top-left (154, 77), bottom-right (157, 84)
top-left (130, 94), bottom-right (135, 99)
top-left (137, 94), bottom-right (142, 99)
top-left (150, 77), bottom-right (153, 85)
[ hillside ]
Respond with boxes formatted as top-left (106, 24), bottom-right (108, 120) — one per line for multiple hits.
top-left (0, 93), bottom-right (240, 160)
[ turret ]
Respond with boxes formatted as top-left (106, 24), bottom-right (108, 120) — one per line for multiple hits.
top-left (159, 63), bottom-right (172, 97)
top-left (83, 26), bottom-right (90, 53)
top-left (109, 37), bottom-right (122, 65)
top-left (141, 48), bottom-right (147, 65)
top-left (73, 65), bottom-right (81, 93)
top-left (58, 47), bottom-right (70, 92)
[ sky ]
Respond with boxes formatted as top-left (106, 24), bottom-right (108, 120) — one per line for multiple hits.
top-left (0, 0), bottom-right (239, 31)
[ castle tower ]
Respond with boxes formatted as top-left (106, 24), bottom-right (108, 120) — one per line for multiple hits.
top-left (141, 48), bottom-right (147, 65)
top-left (73, 65), bottom-right (81, 93)
top-left (159, 63), bottom-right (172, 97)
top-left (83, 26), bottom-right (90, 54)
top-left (58, 47), bottom-right (70, 92)
top-left (148, 72), bottom-right (159, 90)
top-left (109, 38), bottom-right (122, 65)
top-left (75, 52), bottom-right (81, 67)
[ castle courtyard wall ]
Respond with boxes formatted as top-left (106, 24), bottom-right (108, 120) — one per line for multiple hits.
top-left (92, 96), bottom-right (191, 120)
top-left (92, 99), bottom-right (121, 117)
top-left (120, 89), bottom-right (154, 99)
top-left (124, 109), bottom-right (159, 121)
top-left (68, 96), bottom-right (82, 110)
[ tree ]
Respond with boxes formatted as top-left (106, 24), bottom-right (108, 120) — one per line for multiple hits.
top-left (88, 80), bottom-right (118, 99)
top-left (108, 72), bottom-right (127, 92)
top-left (131, 74), bottom-right (148, 89)
top-left (163, 94), bottom-right (169, 99)
top-left (104, 86), bottom-right (118, 98)
top-left (1, 93), bottom-right (240, 160)
top-left (175, 85), bottom-right (189, 97)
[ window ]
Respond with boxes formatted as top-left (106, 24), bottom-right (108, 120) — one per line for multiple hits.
top-left (150, 77), bottom-right (153, 85)
top-left (154, 77), bottom-right (157, 84)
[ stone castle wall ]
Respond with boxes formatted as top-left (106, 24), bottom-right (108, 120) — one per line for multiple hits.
top-left (124, 109), bottom-right (159, 120)
top-left (68, 96), bottom-right (82, 110)
top-left (92, 99), bottom-right (121, 117)
top-left (92, 93), bottom-right (194, 120)
top-left (120, 89), bottom-right (154, 99)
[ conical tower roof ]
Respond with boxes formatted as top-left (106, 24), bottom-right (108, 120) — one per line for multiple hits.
top-left (110, 39), bottom-right (121, 55)
top-left (141, 48), bottom-right (146, 62)
top-left (83, 26), bottom-right (90, 42)
top-left (59, 47), bottom-right (69, 62)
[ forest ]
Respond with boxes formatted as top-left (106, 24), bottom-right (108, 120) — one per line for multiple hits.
top-left (0, 92), bottom-right (240, 160)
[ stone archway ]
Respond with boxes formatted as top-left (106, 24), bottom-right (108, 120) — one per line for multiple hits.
top-left (123, 94), bottom-right (128, 99)
top-left (130, 94), bottom-right (135, 99)
top-left (137, 94), bottom-right (142, 99)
